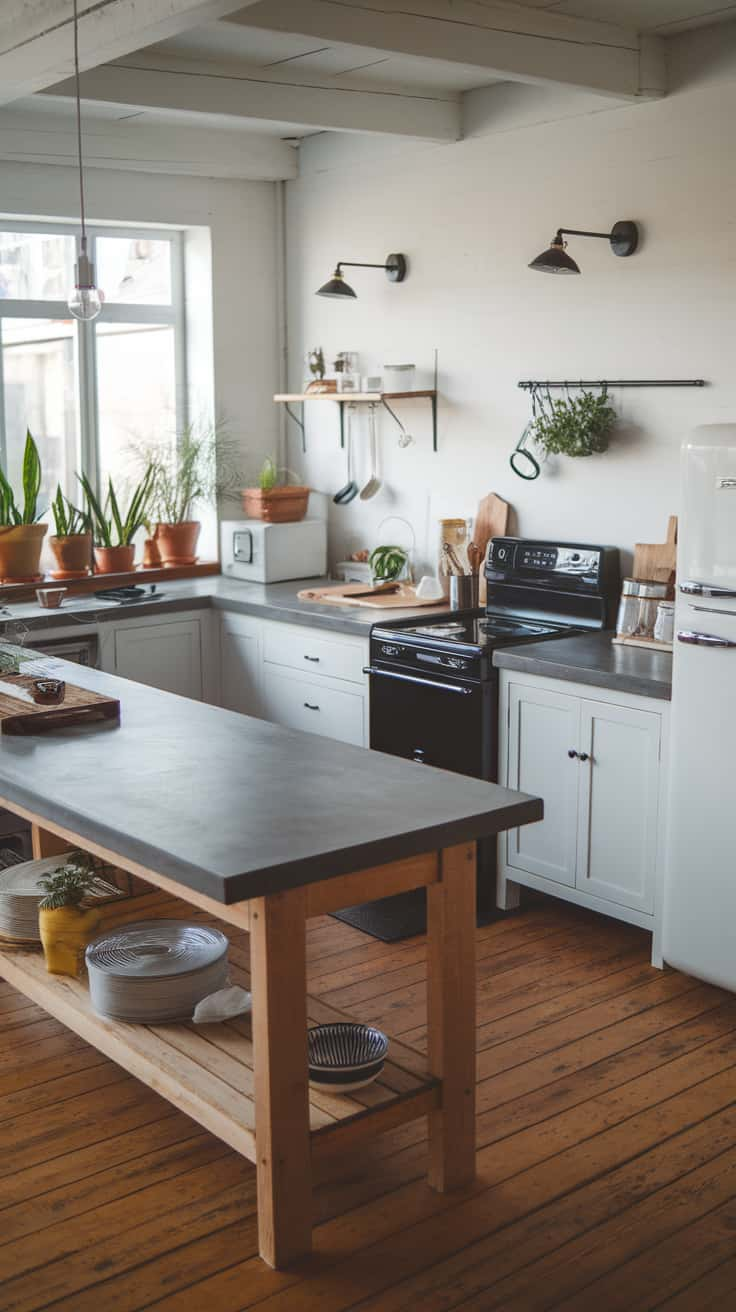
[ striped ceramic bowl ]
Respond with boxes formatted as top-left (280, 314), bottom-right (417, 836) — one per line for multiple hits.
top-left (307, 1022), bottom-right (389, 1091)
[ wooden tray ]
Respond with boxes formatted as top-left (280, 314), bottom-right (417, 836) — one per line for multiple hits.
top-left (612, 636), bottom-right (673, 653)
top-left (297, 582), bottom-right (445, 609)
top-left (0, 675), bottom-right (120, 734)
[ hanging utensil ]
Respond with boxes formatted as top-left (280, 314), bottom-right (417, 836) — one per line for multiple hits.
top-left (334, 404), bottom-right (359, 504)
top-left (360, 404), bottom-right (382, 500)
top-left (510, 383), bottom-right (541, 479)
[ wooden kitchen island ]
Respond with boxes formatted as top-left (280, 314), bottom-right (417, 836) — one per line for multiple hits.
top-left (0, 658), bottom-right (541, 1269)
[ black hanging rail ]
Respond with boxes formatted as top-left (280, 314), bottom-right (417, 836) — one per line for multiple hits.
top-left (518, 379), bottom-right (706, 390)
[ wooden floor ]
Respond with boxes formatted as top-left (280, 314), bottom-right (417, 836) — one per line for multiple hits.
top-left (2, 895), bottom-right (736, 1311)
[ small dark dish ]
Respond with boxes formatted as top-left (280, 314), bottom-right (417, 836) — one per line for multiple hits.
top-left (308, 1022), bottom-right (389, 1092)
top-left (31, 678), bottom-right (66, 706)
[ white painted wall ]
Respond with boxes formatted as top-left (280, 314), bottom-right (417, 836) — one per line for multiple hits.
top-left (0, 161), bottom-right (281, 555)
top-left (284, 23), bottom-right (736, 577)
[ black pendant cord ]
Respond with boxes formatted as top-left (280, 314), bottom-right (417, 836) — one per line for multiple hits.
top-left (72, 0), bottom-right (88, 255)
top-left (518, 379), bottom-right (707, 391)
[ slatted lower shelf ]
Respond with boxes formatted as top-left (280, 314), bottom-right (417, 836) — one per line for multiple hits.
top-left (0, 888), bottom-right (438, 1164)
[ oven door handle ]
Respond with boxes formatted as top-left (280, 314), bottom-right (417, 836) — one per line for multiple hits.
top-left (364, 666), bottom-right (475, 695)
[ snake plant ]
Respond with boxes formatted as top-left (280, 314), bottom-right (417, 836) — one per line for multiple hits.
top-left (0, 431), bottom-right (43, 526)
top-left (78, 466), bottom-right (156, 547)
top-left (51, 485), bottom-right (90, 537)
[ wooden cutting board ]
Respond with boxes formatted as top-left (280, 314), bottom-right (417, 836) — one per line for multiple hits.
top-left (0, 675), bottom-right (120, 734)
top-left (633, 516), bottom-right (678, 585)
top-left (472, 493), bottom-right (510, 604)
top-left (297, 582), bottom-right (444, 609)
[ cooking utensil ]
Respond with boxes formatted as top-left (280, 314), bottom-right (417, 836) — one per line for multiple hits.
top-left (510, 423), bottom-right (541, 480)
top-left (467, 542), bottom-right (482, 575)
top-left (449, 576), bottom-right (478, 609)
top-left (360, 404), bottom-right (382, 500)
top-left (334, 404), bottom-right (358, 504)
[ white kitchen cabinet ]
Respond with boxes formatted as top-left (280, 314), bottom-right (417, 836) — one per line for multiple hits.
top-left (111, 617), bottom-right (204, 701)
top-left (499, 670), bottom-right (668, 965)
top-left (219, 613), bottom-right (263, 717)
top-left (260, 664), bottom-right (365, 746)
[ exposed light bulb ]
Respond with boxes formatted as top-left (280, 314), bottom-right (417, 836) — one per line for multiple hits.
top-left (68, 247), bottom-right (103, 321)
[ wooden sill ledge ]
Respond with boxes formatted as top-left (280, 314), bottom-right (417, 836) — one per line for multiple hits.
top-left (0, 561), bottom-right (219, 605)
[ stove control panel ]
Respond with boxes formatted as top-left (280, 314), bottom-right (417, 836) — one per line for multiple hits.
top-left (489, 538), bottom-right (601, 577)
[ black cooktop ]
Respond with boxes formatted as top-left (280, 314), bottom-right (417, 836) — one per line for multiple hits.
top-left (380, 609), bottom-right (576, 655)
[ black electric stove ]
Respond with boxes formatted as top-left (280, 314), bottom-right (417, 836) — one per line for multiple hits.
top-left (332, 538), bottom-right (620, 941)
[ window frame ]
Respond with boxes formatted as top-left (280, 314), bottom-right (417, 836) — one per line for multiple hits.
top-left (0, 218), bottom-right (187, 497)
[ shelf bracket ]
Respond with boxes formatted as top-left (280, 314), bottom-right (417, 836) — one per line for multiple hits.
top-left (283, 402), bottom-right (306, 454)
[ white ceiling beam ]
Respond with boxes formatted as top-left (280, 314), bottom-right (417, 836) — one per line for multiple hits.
top-left (0, 105), bottom-right (297, 179)
top-left (228, 0), bottom-right (667, 100)
top-left (0, 0), bottom-right (263, 106)
top-left (41, 56), bottom-right (461, 140)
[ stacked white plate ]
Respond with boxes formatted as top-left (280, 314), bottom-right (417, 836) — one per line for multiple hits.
top-left (0, 854), bottom-right (118, 944)
top-left (86, 920), bottom-right (229, 1023)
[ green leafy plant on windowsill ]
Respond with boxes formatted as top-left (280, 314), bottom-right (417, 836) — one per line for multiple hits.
top-left (531, 390), bottom-right (617, 459)
top-left (51, 486), bottom-right (90, 538)
top-left (0, 431), bottom-right (43, 526)
top-left (0, 431), bottom-right (48, 581)
top-left (78, 467), bottom-right (156, 548)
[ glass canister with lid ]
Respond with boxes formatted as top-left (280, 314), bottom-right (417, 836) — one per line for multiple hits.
top-left (616, 578), bottom-right (669, 639)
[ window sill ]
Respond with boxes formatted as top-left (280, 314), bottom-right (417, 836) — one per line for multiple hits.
top-left (2, 561), bottom-right (220, 604)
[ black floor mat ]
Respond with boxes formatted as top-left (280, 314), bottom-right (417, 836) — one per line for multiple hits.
top-left (331, 887), bottom-right (505, 941)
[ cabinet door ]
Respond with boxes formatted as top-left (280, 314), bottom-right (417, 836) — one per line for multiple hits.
top-left (576, 700), bottom-right (660, 912)
top-left (261, 665), bottom-right (365, 747)
top-left (220, 615), bottom-right (262, 716)
top-left (114, 620), bottom-right (202, 700)
top-left (506, 682), bottom-right (580, 887)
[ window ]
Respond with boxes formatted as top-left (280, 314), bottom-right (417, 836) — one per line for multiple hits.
top-left (0, 223), bottom-right (186, 511)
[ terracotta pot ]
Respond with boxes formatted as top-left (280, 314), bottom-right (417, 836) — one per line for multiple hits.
top-left (39, 904), bottom-right (101, 978)
top-left (142, 536), bottom-right (162, 569)
top-left (0, 523), bottom-right (47, 583)
top-left (241, 487), bottom-right (310, 523)
top-left (94, 544), bottom-right (135, 575)
top-left (155, 521), bottom-right (201, 566)
top-left (49, 532), bottom-right (92, 580)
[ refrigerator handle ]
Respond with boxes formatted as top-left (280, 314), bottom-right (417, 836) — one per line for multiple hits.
top-left (680, 580), bottom-right (736, 598)
top-left (677, 629), bottom-right (736, 648)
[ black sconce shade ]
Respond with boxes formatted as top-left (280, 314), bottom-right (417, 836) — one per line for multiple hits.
top-left (316, 253), bottom-right (407, 298)
top-left (529, 220), bottom-right (638, 274)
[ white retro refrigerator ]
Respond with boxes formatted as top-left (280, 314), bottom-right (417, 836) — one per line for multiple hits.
top-left (664, 424), bottom-right (736, 990)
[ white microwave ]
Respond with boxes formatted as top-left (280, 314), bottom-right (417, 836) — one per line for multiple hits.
top-left (220, 519), bottom-right (327, 584)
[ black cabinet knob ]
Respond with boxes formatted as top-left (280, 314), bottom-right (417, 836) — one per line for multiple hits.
top-left (579, 752), bottom-right (590, 762)
top-left (568, 749), bottom-right (578, 759)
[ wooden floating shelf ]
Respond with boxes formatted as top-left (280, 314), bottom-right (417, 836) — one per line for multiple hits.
top-left (274, 390), bottom-right (435, 403)
top-left (0, 887), bottom-right (438, 1163)
top-left (274, 390), bottom-right (439, 451)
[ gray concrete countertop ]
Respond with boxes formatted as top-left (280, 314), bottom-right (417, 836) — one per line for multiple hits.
top-left (0, 576), bottom-right (431, 639)
top-left (0, 654), bottom-right (541, 903)
top-left (493, 630), bottom-right (672, 701)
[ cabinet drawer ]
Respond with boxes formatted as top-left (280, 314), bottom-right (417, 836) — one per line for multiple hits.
top-left (263, 623), bottom-right (366, 685)
top-left (261, 666), bottom-right (365, 746)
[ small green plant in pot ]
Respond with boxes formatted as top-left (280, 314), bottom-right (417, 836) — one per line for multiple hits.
top-left (49, 485), bottom-right (92, 580)
top-left (242, 458), bottom-right (310, 523)
top-left (78, 466), bottom-right (156, 574)
top-left (0, 431), bottom-right (47, 582)
top-left (369, 544), bottom-right (408, 584)
top-left (531, 389), bottom-right (617, 459)
top-left (38, 853), bottom-right (102, 977)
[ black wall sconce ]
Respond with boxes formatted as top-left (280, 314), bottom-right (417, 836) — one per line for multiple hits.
top-left (529, 221), bottom-right (639, 274)
top-left (316, 253), bottom-right (407, 298)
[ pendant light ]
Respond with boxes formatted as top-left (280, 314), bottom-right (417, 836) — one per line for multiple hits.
top-left (67, 0), bottom-right (103, 321)
top-left (529, 221), bottom-right (639, 275)
top-left (316, 254), bottom-right (407, 299)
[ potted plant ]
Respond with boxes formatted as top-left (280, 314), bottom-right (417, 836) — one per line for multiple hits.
top-left (135, 420), bottom-right (245, 566)
top-left (38, 853), bottom-right (102, 977)
top-left (242, 458), bottom-right (310, 524)
top-left (78, 466), bottom-right (156, 574)
top-left (369, 544), bottom-right (409, 584)
top-left (531, 389), bottom-right (617, 459)
top-left (49, 485), bottom-right (92, 579)
top-left (0, 431), bottom-right (47, 583)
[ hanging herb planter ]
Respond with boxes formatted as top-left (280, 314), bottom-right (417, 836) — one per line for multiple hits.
top-left (531, 388), bottom-right (617, 459)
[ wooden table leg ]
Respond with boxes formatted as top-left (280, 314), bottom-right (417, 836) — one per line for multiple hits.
top-left (426, 841), bottom-right (477, 1192)
top-left (250, 886), bottom-right (312, 1268)
top-left (31, 824), bottom-right (71, 860)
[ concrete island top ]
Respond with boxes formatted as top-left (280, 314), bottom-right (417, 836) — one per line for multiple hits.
top-left (0, 652), bottom-right (542, 904)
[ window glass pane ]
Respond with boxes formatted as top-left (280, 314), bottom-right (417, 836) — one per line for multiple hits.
top-left (0, 231), bottom-right (74, 301)
top-left (1, 318), bottom-right (79, 510)
top-left (96, 237), bottom-right (173, 305)
top-left (96, 321), bottom-right (177, 491)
